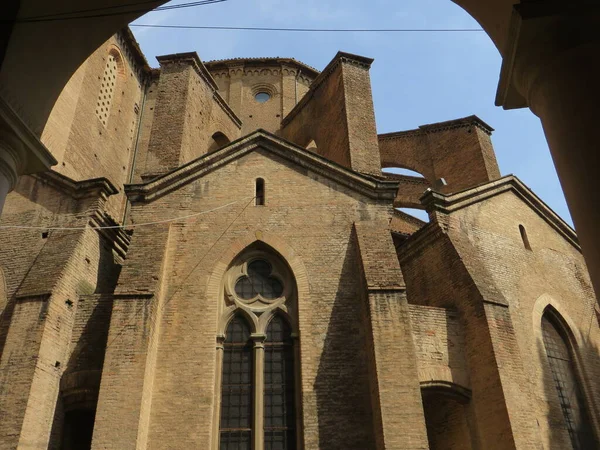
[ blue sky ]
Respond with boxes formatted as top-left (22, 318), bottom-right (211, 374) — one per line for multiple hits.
top-left (131, 0), bottom-right (570, 224)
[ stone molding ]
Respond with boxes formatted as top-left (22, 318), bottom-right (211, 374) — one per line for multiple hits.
top-left (420, 174), bottom-right (580, 250)
top-left (90, 212), bottom-right (132, 260)
top-left (204, 57), bottom-right (320, 79)
top-left (32, 170), bottom-right (118, 200)
top-left (378, 115), bottom-right (494, 141)
top-left (382, 172), bottom-right (430, 187)
top-left (29, 170), bottom-right (130, 258)
top-left (125, 130), bottom-right (399, 203)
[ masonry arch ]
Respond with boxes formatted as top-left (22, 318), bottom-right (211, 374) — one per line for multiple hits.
top-left (531, 294), bottom-right (600, 446)
top-left (420, 381), bottom-right (476, 450)
top-left (420, 382), bottom-right (475, 449)
top-left (95, 46), bottom-right (125, 126)
top-left (382, 166), bottom-right (426, 179)
top-left (207, 131), bottom-right (231, 153)
top-left (211, 237), bottom-right (304, 450)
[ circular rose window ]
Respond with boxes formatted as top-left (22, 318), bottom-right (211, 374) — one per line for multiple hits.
top-left (254, 92), bottom-right (271, 103)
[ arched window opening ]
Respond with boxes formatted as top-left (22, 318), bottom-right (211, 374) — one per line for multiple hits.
top-left (421, 388), bottom-right (473, 450)
top-left (541, 313), bottom-right (595, 449)
top-left (217, 246), bottom-right (299, 449)
top-left (264, 315), bottom-right (296, 450)
top-left (255, 178), bottom-right (265, 206)
top-left (62, 409), bottom-right (96, 450)
top-left (208, 132), bottom-right (231, 153)
top-left (519, 224), bottom-right (532, 251)
top-left (382, 167), bottom-right (426, 178)
top-left (95, 50), bottom-right (123, 126)
top-left (220, 315), bottom-right (253, 449)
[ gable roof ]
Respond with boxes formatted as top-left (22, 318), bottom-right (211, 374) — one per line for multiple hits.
top-left (420, 175), bottom-right (579, 250)
top-left (125, 130), bottom-right (399, 203)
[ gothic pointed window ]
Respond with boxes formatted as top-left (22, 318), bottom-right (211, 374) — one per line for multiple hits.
top-left (541, 313), bottom-right (595, 449)
top-left (217, 247), bottom-right (299, 450)
top-left (264, 315), bottom-right (296, 450)
top-left (220, 315), bottom-right (253, 449)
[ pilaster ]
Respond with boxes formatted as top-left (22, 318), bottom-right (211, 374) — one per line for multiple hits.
top-left (353, 222), bottom-right (430, 449)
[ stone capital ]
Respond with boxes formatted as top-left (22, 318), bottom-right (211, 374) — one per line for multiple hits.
top-left (496, 1), bottom-right (600, 110)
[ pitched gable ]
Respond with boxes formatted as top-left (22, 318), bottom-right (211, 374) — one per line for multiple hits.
top-left (125, 130), bottom-right (398, 203)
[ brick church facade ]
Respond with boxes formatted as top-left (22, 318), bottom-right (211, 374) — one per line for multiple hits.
top-left (0, 28), bottom-right (598, 450)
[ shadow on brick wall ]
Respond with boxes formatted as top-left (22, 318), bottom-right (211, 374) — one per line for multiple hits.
top-left (313, 239), bottom-right (376, 449)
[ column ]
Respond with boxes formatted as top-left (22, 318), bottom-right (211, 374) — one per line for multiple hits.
top-left (496, 4), bottom-right (600, 298)
top-left (212, 336), bottom-right (225, 450)
top-left (252, 334), bottom-right (266, 450)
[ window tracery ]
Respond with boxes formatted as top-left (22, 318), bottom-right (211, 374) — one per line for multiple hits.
top-left (217, 248), bottom-right (298, 450)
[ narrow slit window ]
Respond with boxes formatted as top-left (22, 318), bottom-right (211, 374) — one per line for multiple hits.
top-left (519, 224), bottom-right (532, 251)
top-left (256, 178), bottom-right (265, 206)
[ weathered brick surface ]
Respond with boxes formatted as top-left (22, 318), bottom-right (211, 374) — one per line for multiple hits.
top-left (143, 54), bottom-right (242, 176)
top-left (118, 148), bottom-right (393, 449)
top-left (40, 31), bottom-right (147, 220)
top-left (205, 58), bottom-right (318, 135)
top-left (409, 305), bottom-right (469, 389)
top-left (281, 52), bottom-right (382, 175)
top-left (1, 28), bottom-right (599, 450)
top-left (354, 222), bottom-right (429, 449)
top-left (379, 116), bottom-right (500, 193)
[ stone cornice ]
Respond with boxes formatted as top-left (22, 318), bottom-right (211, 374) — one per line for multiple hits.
top-left (281, 51), bottom-right (374, 128)
top-left (125, 129), bottom-right (399, 203)
top-left (421, 175), bottom-right (580, 250)
top-left (378, 115), bottom-right (494, 141)
top-left (382, 172), bottom-right (430, 187)
top-left (156, 52), bottom-right (242, 129)
top-left (204, 57), bottom-right (320, 79)
top-left (32, 170), bottom-right (118, 200)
